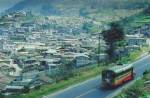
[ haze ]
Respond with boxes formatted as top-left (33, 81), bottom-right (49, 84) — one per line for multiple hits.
top-left (0, 0), bottom-right (22, 13)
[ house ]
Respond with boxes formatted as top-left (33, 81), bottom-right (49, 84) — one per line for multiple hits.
top-left (126, 34), bottom-right (147, 46)
top-left (2, 44), bottom-right (16, 52)
top-left (0, 58), bottom-right (16, 76)
top-left (11, 11), bottom-right (27, 18)
top-left (21, 57), bottom-right (40, 72)
top-left (45, 63), bottom-right (60, 76)
top-left (72, 53), bottom-right (91, 67)
top-left (140, 24), bottom-right (150, 37)
top-left (81, 41), bottom-right (93, 49)
top-left (13, 52), bottom-right (40, 73)
top-left (0, 73), bottom-right (13, 91)
top-left (1, 85), bottom-right (26, 95)
top-left (125, 45), bottom-right (141, 53)
top-left (40, 58), bottom-right (61, 75)
top-left (0, 40), bottom-right (3, 50)
top-left (90, 53), bottom-right (108, 63)
top-left (98, 53), bottom-right (108, 62)
top-left (1, 75), bottom-right (42, 95)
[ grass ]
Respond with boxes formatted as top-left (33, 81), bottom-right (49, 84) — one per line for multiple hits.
top-left (123, 12), bottom-right (150, 31)
top-left (117, 46), bottom-right (150, 64)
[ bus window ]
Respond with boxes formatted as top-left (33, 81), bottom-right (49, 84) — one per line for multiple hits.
top-left (116, 68), bottom-right (133, 77)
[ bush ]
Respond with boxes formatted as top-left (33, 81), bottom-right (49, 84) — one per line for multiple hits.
top-left (143, 70), bottom-right (150, 75)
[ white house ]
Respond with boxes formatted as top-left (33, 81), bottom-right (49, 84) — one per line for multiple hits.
top-left (73, 53), bottom-right (90, 67)
top-left (126, 34), bottom-right (147, 46)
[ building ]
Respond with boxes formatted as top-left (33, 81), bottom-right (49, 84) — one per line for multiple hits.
top-left (73, 53), bottom-right (91, 67)
top-left (126, 34), bottom-right (147, 46)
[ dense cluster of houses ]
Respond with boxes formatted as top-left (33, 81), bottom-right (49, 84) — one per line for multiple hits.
top-left (0, 11), bottom-right (149, 95)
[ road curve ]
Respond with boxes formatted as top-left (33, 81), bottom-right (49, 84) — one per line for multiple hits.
top-left (44, 55), bottom-right (150, 98)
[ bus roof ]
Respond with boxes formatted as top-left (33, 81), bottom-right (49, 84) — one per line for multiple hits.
top-left (107, 64), bottom-right (133, 73)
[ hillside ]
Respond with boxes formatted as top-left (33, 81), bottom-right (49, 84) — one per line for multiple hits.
top-left (5, 0), bottom-right (150, 16)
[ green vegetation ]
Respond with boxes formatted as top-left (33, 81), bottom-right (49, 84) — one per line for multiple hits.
top-left (127, 14), bottom-right (150, 28)
top-left (117, 46), bottom-right (150, 64)
top-left (121, 9), bottom-right (150, 33)
top-left (115, 71), bottom-right (150, 98)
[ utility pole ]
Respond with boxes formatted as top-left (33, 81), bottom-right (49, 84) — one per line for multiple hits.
top-left (98, 32), bottom-right (101, 66)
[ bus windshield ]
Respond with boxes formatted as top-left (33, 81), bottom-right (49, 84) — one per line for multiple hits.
top-left (102, 70), bottom-right (114, 80)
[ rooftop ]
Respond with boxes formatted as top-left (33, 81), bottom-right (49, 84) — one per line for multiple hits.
top-left (108, 64), bottom-right (133, 73)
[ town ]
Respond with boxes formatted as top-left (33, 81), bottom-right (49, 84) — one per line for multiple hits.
top-left (0, 10), bottom-right (150, 96)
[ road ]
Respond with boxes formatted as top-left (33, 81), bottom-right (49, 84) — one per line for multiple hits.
top-left (44, 55), bottom-right (150, 98)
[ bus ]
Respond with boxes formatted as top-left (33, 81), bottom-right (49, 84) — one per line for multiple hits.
top-left (101, 64), bottom-right (135, 88)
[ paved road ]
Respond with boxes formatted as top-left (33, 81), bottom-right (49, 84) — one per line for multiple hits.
top-left (44, 55), bottom-right (150, 98)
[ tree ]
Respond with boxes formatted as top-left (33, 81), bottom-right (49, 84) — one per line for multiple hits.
top-left (102, 22), bottom-right (124, 61)
top-left (144, 4), bottom-right (150, 14)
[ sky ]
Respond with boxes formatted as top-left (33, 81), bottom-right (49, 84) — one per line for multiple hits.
top-left (0, 0), bottom-right (22, 13)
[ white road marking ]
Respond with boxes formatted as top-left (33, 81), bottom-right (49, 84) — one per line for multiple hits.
top-left (76, 89), bottom-right (96, 98)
